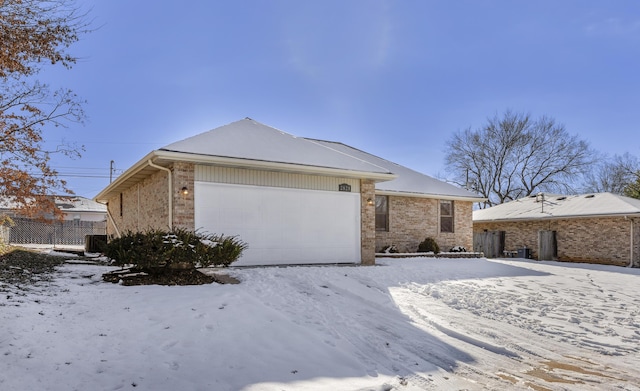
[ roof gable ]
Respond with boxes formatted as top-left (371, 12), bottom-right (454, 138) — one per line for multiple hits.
top-left (95, 118), bottom-right (484, 203)
top-left (161, 118), bottom-right (391, 175)
top-left (473, 192), bottom-right (640, 221)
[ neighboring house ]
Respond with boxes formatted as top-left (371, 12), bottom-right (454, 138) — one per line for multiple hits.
top-left (0, 196), bottom-right (107, 246)
top-left (94, 118), bottom-right (483, 266)
top-left (473, 192), bottom-right (640, 267)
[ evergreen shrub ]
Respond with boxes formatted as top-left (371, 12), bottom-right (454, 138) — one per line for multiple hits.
top-left (104, 228), bottom-right (248, 270)
top-left (417, 237), bottom-right (440, 254)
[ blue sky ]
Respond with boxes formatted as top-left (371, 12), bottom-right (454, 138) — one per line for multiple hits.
top-left (42, 0), bottom-right (640, 198)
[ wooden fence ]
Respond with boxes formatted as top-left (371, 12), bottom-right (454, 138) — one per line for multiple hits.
top-left (473, 231), bottom-right (505, 258)
top-left (538, 230), bottom-right (557, 261)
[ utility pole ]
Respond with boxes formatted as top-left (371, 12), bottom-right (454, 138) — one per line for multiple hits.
top-left (110, 160), bottom-right (115, 183)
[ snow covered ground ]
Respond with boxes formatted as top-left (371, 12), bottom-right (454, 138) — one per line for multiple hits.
top-left (2, 256), bottom-right (640, 391)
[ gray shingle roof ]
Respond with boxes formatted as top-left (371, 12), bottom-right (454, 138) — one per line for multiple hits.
top-left (473, 192), bottom-right (640, 222)
top-left (309, 139), bottom-right (484, 200)
top-left (54, 196), bottom-right (107, 213)
top-left (161, 118), bottom-right (391, 175)
top-left (97, 118), bottom-right (484, 202)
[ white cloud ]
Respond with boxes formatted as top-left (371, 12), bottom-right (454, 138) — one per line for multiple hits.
top-left (585, 17), bottom-right (640, 37)
top-left (280, 0), bottom-right (394, 82)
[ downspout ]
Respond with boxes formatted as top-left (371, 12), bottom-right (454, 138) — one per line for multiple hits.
top-left (105, 207), bottom-right (121, 238)
top-left (148, 159), bottom-right (173, 228)
top-left (94, 198), bottom-right (121, 238)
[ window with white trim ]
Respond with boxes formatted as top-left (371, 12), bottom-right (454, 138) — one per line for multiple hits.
top-left (440, 200), bottom-right (454, 233)
top-left (375, 195), bottom-right (389, 231)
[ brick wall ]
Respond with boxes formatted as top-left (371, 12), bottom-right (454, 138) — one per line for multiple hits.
top-left (105, 161), bottom-right (481, 265)
top-left (360, 180), bottom-right (376, 265)
top-left (634, 218), bottom-right (640, 268)
top-left (474, 216), bottom-right (640, 266)
top-left (171, 162), bottom-right (195, 230)
top-left (106, 162), bottom-right (195, 236)
top-left (452, 200), bottom-right (474, 250)
top-left (106, 169), bottom-right (168, 236)
top-left (375, 196), bottom-right (474, 253)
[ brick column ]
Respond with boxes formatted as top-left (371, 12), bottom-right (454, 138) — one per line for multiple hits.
top-left (171, 162), bottom-right (195, 230)
top-left (360, 179), bottom-right (376, 265)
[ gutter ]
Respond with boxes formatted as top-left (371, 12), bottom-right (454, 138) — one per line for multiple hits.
top-left (157, 150), bottom-right (397, 182)
top-left (376, 189), bottom-right (486, 203)
top-left (94, 149), bottom-right (397, 205)
top-left (93, 157), bottom-right (172, 236)
top-left (474, 212), bottom-right (640, 223)
top-left (94, 151), bottom-right (158, 204)
top-left (147, 159), bottom-right (173, 228)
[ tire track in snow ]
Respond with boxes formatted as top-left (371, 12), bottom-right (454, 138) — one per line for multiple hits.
top-left (397, 274), bottom-right (640, 389)
top-left (243, 267), bottom-right (480, 390)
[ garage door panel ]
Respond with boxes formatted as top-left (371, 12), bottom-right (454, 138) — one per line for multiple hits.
top-left (194, 182), bottom-right (360, 266)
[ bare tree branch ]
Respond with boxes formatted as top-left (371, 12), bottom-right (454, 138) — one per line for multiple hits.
top-left (582, 153), bottom-right (640, 198)
top-left (445, 110), bottom-right (595, 207)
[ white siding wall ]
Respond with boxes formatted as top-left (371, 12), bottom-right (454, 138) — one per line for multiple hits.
top-left (195, 182), bottom-right (361, 265)
top-left (195, 165), bottom-right (360, 193)
top-left (62, 212), bottom-right (107, 222)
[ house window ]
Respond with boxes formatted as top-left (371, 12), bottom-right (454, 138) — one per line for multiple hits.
top-left (119, 193), bottom-right (123, 217)
top-left (375, 195), bottom-right (389, 231)
top-left (440, 200), bottom-right (454, 233)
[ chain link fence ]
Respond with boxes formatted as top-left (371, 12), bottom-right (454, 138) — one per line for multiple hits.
top-left (0, 226), bottom-right (9, 245)
top-left (7, 217), bottom-right (107, 246)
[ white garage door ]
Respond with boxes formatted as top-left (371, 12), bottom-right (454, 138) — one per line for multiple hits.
top-left (194, 182), bottom-right (361, 266)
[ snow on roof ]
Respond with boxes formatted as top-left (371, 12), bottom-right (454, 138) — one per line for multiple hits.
top-left (100, 118), bottom-right (483, 201)
top-left (54, 196), bottom-right (107, 213)
top-left (309, 139), bottom-right (484, 200)
top-left (473, 192), bottom-right (640, 222)
top-left (160, 118), bottom-right (392, 175)
top-left (0, 196), bottom-right (106, 213)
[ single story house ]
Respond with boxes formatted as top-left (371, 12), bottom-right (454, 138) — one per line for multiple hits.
top-left (94, 118), bottom-right (483, 266)
top-left (473, 192), bottom-right (640, 267)
top-left (0, 195), bottom-right (107, 222)
top-left (0, 196), bottom-right (107, 246)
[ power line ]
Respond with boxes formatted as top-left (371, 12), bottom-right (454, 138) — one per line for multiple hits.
top-left (26, 170), bottom-right (122, 179)
top-left (17, 161), bottom-right (125, 180)
top-left (28, 173), bottom-right (118, 179)
top-left (50, 166), bottom-right (112, 170)
top-left (58, 174), bottom-right (115, 179)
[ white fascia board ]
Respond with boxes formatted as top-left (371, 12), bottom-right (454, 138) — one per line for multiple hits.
top-left (376, 190), bottom-right (487, 202)
top-left (154, 150), bottom-right (397, 182)
top-left (474, 212), bottom-right (640, 223)
top-left (94, 150), bottom-right (397, 204)
top-left (93, 151), bottom-right (159, 203)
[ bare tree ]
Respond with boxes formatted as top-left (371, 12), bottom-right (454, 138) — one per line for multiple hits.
top-left (582, 153), bottom-right (640, 195)
top-left (445, 110), bottom-right (594, 208)
top-left (0, 0), bottom-right (88, 218)
top-left (624, 176), bottom-right (640, 199)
